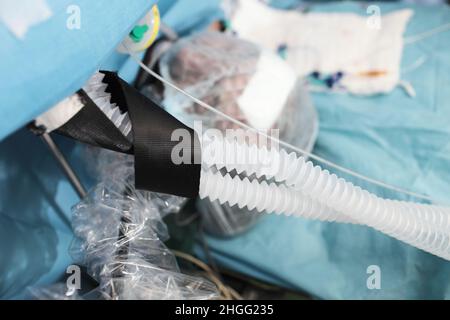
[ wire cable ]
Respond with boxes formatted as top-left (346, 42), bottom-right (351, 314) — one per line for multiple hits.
top-left (404, 22), bottom-right (450, 45)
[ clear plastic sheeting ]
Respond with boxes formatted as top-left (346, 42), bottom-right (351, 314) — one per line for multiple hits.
top-left (159, 31), bottom-right (318, 147)
top-left (160, 31), bottom-right (261, 131)
top-left (81, 147), bottom-right (187, 217)
top-left (30, 149), bottom-right (218, 300)
top-left (70, 181), bottom-right (217, 300)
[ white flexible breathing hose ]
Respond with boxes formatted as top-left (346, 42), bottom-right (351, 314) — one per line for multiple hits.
top-left (122, 33), bottom-right (450, 262)
top-left (199, 137), bottom-right (450, 260)
top-left (199, 169), bottom-right (355, 224)
top-left (125, 48), bottom-right (450, 260)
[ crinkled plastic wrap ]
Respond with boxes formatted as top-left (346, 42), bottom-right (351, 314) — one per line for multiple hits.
top-left (31, 150), bottom-right (218, 300)
top-left (160, 31), bottom-right (260, 131)
top-left (159, 31), bottom-right (318, 147)
top-left (159, 31), bottom-right (318, 236)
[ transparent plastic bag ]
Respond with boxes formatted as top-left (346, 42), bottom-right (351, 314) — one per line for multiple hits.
top-left (159, 31), bottom-right (318, 236)
top-left (70, 181), bottom-right (179, 282)
top-left (82, 147), bottom-right (187, 216)
top-left (30, 149), bottom-right (218, 300)
top-left (160, 31), bottom-right (267, 131)
top-left (95, 263), bottom-right (219, 300)
top-left (71, 150), bottom-right (218, 299)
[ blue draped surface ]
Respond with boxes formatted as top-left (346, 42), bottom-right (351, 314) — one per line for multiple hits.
top-left (0, 0), bottom-right (156, 141)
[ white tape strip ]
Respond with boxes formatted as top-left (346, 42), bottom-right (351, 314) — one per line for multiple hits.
top-left (238, 51), bottom-right (296, 130)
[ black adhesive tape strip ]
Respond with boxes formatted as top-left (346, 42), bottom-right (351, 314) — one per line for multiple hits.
top-left (57, 90), bottom-right (133, 154)
top-left (102, 71), bottom-right (201, 198)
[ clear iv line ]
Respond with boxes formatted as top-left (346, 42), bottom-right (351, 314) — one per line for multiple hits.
top-left (404, 22), bottom-right (450, 45)
top-left (126, 49), bottom-right (435, 203)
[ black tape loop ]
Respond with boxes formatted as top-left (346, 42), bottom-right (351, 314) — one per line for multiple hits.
top-left (102, 71), bottom-right (201, 198)
top-left (55, 72), bottom-right (201, 198)
top-left (57, 90), bottom-right (133, 154)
